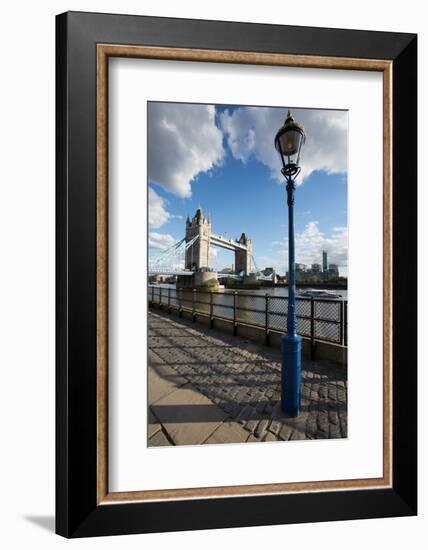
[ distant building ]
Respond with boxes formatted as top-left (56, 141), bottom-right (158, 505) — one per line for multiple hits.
top-left (328, 263), bottom-right (339, 276)
top-left (295, 263), bottom-right (306, 282)
top-left (322, 250), bottom-right (328, 272)
top-left (285, 254), bottom-right (345, 285)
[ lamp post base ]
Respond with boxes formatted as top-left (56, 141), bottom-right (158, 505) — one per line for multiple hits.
top-left (281, 332), bottom-right (302, 417)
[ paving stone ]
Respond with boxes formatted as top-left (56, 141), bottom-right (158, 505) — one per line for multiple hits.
top-left (236, 388), bottom-right (251, 405)
top-left (148, 429), bottom-right (172, 447)
top-left (151, 384), bottom-right (228, 445)
top-left (204, 421), bottom-right (249, 444)
top-left (263, 432), bottom-right (278, 442)
top-left (329, 423), bottom-right (342, 439)
top-left (264, 401), bottom-right (274, 415)
top-left (255, 419), bottom-right (270, 439)
top-left (148, 363), bottom-right (184, 404)
top-left (318, 386), bottom-right (328, 399)
top-left (244, 418), bottom-right (259, 434)
top-left (268, 420), bottom-right (282, 436)
top-left (337, 387), bottom-right (346, 403)
top-left (284, 411), bottom-right (309, 434)
top-left (228, 403), bottom-right (242, 418)
top-left (317, 411), bottom-right (329, 433)
top-left (272, 390), bottom-right (281, 401)
top-left (310, 390), bottom-right (319, 401)
top-left (328, 384), bottom-right (337, 401)
top-left (148, 408), bottom-right (162, 439)
top-left (270, 402), bottom-right (284, 421)
top-left (311, 384), bottom-right (320, 398)
top-left (306, 412), bottom-right (318, 437)
top-left (290, 429), bottom-right (306, 441)
top-left (339, 415), bottom-right (348, 437)
top-left (237, 405), bottom-right (253, 423)
top-left (301, 385), bottom-right (311, 400)
top-left (279, 423), bottom-right (293, 441)
top-left (256, 400), bottom-right (267, 414)
top-left (328, 409), bottom-right (339, 425)
top-left (222, 401), bottom-right (235, 413)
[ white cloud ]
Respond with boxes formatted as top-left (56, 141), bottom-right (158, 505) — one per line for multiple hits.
top-left (220, 107), bottom-right (347, 183)
top-left (148, 187), bottom-right (170, 228)
top-left (148, 103), bottom-right (224, 198)
top-left (270, 220), bottom-right (348, 270)
top-left (148, 232), bottom-right (176, 251)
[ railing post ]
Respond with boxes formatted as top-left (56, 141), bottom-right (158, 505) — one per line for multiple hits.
top-left (178, 288), bottom-right (183, 317)
top-left (233, 292), bottom-right (237, 336)
top-left (168, 287), bottom-right (171, 313)
top-left (192, 289), bottom-right (196, 322)
top-left (310, 297), bottom-right (315, 360)
top-left (344, 300), bottom-right (348, 347)
top-left (265, 293), bottom-right (269, 346)
top-left (339, 300), bottom-right (344, 345)
top-left (210, 292), bottom-right (214, 328)
top-left (152, 285), bottom-right (154, 304)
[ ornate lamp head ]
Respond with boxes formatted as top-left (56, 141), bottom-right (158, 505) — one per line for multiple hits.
top-left (275, 110), bottom-right (306, 178)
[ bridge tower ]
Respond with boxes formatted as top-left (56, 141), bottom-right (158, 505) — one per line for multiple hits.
top-left (235, 233), bottom-right (252, 275)
top-left (185, 208), bottom-right (211, 270)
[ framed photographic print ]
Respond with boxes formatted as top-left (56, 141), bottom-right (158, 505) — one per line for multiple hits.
top-left (56, 11), bottom-right (417, 538)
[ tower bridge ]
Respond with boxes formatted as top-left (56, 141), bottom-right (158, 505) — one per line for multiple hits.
top-left (185, 208), bottom-right (252, 274)
top-left (148, 209), bottom-right (276, 285)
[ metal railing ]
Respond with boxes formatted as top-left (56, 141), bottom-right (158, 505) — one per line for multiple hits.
top-left (148, 285), bottom-right (348, 351)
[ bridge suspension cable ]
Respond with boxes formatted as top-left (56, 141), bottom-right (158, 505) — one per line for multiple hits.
top-left (251, 254), bottom-right (259, 273)
top-left (148, 235), bottom-right (200, 275)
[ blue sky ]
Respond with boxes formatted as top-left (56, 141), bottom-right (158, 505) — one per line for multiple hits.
top-left (148, 102), bottom-right (348, 276)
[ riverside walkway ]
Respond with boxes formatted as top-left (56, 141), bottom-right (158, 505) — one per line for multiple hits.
top-left (148, 310), bottom-right (347, 446)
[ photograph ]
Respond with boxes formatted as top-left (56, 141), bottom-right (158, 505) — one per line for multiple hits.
top-left (147, 101), bottom-right (348, 446)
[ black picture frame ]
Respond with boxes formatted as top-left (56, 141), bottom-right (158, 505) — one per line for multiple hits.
top-left (56, 11), bottom-right (417, 538)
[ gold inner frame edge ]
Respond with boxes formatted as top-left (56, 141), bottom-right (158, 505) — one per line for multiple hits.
top-left (96, 44), bottom-right (393, 505)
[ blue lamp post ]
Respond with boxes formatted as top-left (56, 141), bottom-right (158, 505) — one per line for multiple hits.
top-left (275, 111), bottom-right (306, 417)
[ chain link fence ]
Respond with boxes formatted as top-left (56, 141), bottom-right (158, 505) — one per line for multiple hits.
top-left (148, 286), bottom-right (347, 347)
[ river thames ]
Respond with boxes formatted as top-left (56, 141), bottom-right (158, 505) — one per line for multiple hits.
top-left (153, 283), bottom-right (348, 301)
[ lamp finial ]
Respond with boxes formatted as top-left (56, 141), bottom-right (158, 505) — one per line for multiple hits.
top-left (285, 110), bottom-right (294, 124)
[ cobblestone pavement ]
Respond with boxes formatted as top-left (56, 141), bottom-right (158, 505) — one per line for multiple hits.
top-left (148, 310), bottom-right (347, 446)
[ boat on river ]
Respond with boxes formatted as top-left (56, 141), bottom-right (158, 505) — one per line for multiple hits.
top-left (298, 288), bottom-right (342, 299)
